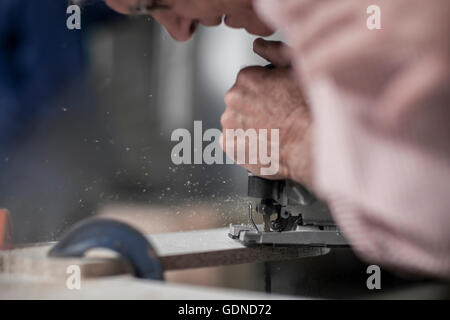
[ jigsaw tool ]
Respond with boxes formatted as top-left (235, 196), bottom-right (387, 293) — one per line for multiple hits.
top-left (229, 175), bottom-right (348, 247)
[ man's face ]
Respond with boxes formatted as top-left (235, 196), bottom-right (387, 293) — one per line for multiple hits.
top-left (105, 0), bottom-right (273, 41)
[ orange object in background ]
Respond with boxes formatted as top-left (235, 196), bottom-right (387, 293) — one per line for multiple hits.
top-left (0, 209), bottom-right (12, 250)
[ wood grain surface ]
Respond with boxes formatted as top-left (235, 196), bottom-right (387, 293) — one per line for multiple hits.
top-left (0, 228), bottom-right (329, 280)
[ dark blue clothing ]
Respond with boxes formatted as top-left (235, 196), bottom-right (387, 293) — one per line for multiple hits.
top-left (0, 0), bottom-right (84, 148)
top-left (0, 0), bottom-right (118, 151)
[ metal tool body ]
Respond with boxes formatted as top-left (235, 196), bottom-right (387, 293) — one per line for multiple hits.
top-left (229, 176), bottom-right (348, 247)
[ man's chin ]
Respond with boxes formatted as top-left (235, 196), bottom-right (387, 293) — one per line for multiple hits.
top-left (245, 26), bottom-right (274, 37)
top-left (252, 30), bottom-right (275, 37)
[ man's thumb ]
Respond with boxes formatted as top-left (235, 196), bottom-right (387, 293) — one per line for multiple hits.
top-left (253, 38), bottom-right (291, 68)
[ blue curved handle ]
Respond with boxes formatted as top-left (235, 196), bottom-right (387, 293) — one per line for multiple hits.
top-left (48, 218), bottom-right (164, 280)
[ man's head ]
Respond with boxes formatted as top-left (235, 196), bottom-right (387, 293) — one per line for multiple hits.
top-left (105, 0), bottom-right (273, 41)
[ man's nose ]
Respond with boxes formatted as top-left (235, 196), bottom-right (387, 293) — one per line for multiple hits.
top-left (171, 17), bottom-right (199, 41)
top-left (156, 13), bottom-right (198, 42)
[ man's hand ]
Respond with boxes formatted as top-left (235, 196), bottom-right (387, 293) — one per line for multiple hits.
top-left (105, 0), bottom-right (273, 41)
top-left (221, 39), bottom-right (313, 187)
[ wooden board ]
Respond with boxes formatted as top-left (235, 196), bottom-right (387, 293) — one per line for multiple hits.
top-left (152, 228), bottom-right (329, 270)
top-left (0, 228), bottom-right (329, 280)
top-left (0, 274), bottom-right (298, 300)
top-left (0, 210), bottom-right (12, 250)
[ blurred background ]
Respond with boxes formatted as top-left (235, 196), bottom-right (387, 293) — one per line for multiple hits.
top-left (0, 0), bottom-right (262, 243)
top-left (1, 0), bottom-right (440, 299)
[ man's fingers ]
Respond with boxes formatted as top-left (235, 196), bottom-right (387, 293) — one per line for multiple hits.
top-left (253, 38), bottom-right (291, 68)
top-left (233, 65), bottom-right (269, 92)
